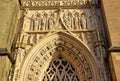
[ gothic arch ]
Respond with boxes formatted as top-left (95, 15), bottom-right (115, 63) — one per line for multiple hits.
top-left (19, 32), bottom-right (101, 81)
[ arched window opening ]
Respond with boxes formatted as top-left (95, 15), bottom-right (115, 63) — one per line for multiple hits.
top-left (43, 56), bottom-right (80, 81)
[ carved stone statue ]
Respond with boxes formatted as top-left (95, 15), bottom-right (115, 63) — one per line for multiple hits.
top-left (30, 14), bottom-right (39, 31)
top-left (34, 18), bottom-right (39, 31)
top-left (63, 12), bottom-right (73, 30)
top-left (73, 12), bottom-right (79, 30)
top-left (41, 12), bottom-right (48, 30)
top-left (81, 13), bottom-right (87, 29)
top-left (48, 12), bottom-right (56, 30)
top-left (36, 13), bottom-right (42, 31)
top-left (30, 12), bottom-right (42, 31)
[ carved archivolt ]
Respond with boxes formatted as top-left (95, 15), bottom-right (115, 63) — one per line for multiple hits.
top-left (17, 32), bottom-right (101, 81)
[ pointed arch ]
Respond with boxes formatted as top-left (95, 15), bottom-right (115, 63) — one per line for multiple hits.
top-left (19, 32), bottom-right (101, 81)
top-left (42, 56), bottom-right (80, 81)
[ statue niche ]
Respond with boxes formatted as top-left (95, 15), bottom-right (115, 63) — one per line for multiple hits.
top-left (73, 12), bottom-right (79, 30)
top-left (80, 12), bottom-right (87, 29)
top-left (41, 12), bottom-right (48, 30)
top-left (48, 12), bottom-right (56, 30)
top-left (30, 12), bottom-right (49, 31)
top-left (63, 11), bottom-right (73, 30)
top-left (62, 10), bottom-right (87, 30)
top-left (30, 12), bottom-right (40, 31)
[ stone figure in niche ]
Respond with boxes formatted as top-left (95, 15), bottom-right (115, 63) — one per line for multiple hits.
top-left (63, 13), bottom-right (67, 27)
top-left (30, 14), bottom-right (39, 31)
top-left (63, 11), bottom-right (73, 30)
top-left (73, 12), bottom-right (79, 30)
top-left (34, 17), bottom-right (39, 31)
top-left (48, 12), bottom-right (56, 30)
top-left (37, 13), bottom-right (42, 31)
top-left (80, 13), bottom-right (87, 29)
top-left (77, 12), bottom-right (88, 43)
top-left (41, 12), bottom-right (48, 30)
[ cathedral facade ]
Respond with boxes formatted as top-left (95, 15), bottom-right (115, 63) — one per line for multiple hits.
top-left (0, 0), bottom-right (120, 81)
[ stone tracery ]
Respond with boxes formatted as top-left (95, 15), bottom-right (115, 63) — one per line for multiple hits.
top-left (42, 56), bottom-right (80, 81)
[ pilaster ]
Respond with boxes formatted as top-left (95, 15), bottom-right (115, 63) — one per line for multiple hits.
top-left (101, 0), bottom-right (120, 81)
top-left (0, 0), bottom-right (20, 81)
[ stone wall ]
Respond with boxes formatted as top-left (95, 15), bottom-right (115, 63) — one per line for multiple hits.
top-left (0, 56), bottom-right (11, 81)
top-left (101, 0), bottom-right (120, 46)
top-left (0, 0), bottom-right (19, 81)
top-left (109, 52), bottom-right (120, 81)
top-left (0, 0), bottom-right (19, 53)
top-left (101, 0), bottom-right (120, 81)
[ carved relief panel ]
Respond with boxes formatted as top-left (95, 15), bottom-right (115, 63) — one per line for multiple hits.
top-left (17, 8), bottom-right (104, 51)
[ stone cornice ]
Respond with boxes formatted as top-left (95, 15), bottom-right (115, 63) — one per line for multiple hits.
top-left (20, 0), bottom-right (99, 8)
top-left (109, 46), bottom-right (120, 52)
top-left (0, 48), bottom-right (15, 64)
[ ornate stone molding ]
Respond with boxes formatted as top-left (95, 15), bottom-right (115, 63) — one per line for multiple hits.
top-left (13, 32), bottom-right (101, 81)
top-left (20, 0), bottom-right (99, 7)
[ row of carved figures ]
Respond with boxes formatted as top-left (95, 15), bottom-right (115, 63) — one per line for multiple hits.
top-left (29, 12), bottom-right (57, 31)
top-left (26, 11), bottom-right (88, 31)
top-left (63, 11), bottom-right (87, 30)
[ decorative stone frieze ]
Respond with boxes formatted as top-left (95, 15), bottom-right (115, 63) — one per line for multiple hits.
top-left (21, 0), bottom-right (99, 7)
